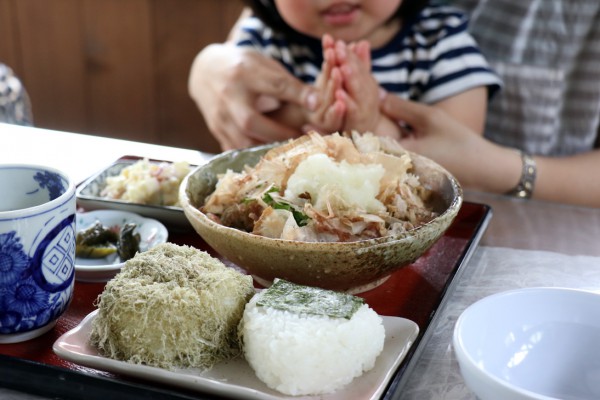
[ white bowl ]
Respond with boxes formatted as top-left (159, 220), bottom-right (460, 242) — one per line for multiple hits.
top-left (453, 287), bottom-right (600, 400)
top-left (75, 210), bottom-right (168, 282)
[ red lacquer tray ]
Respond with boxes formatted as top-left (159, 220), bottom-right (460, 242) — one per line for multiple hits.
top-left (0, 201), bottom-right (492, 400)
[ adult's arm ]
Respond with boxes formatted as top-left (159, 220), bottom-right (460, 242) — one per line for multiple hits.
top-left (380, 94), bottom-right (600, 208)
top-left (188, 44), bottom-right (316, 150)
top-left (432, 86), bottom-right (488, 134)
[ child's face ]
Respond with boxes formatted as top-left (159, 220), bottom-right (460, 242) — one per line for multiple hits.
top-left (274, 0), bottom-right (402, 47)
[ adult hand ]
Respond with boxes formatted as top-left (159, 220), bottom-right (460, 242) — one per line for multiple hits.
top-left (188, 44), bottom-right (316, 150)
top-left (380, 93), bottom-right (477, 165)
top-left (380, 93), bottom-right (522, 194)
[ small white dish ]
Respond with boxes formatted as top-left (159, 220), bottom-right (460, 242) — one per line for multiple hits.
top-left (75, 210), bottom-right (168, 282)
top-left (454, 287), bottom-right (600, 400)
top-left (53, 310), bottom-right (419, 400)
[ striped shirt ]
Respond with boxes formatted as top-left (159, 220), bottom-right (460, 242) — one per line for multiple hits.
top-left (236, 4), bottom-right (501, 105)
top-left (450, 0), bottom-right (600, 155)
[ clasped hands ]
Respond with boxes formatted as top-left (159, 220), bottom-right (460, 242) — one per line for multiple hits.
top-left (265, 34), bottom-right (401, 139)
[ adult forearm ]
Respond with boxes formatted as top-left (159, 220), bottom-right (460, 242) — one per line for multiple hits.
top-left (378, 87), bottom-right (600, 209)
top-left (461, 140), bottom-right (600, 208)
top-left (445, 137), bottom-right (523, 196)
top-left (534, 151), bottom-right (600, 208)
top-left (452, 139), bottom-right (600, 208)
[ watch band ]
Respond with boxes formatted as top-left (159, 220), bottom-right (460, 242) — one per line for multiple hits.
top-left (506, 151), bottom-right (536, 199)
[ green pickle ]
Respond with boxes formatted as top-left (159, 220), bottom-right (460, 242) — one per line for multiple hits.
top-left (76, 220), bottom-right (140, 261)
top-left (75, 221), bottom-right (118, 258)
top-left (76, 243), bottom-right (117, 258)
top-left (118, 222), bottom-right (141, 261)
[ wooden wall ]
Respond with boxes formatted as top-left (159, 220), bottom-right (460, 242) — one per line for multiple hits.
top-left (0, 0), bottom-right (244, 154)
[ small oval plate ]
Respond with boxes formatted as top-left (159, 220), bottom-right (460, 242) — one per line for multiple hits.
top-left (75, 210), bottom-right (168, 282)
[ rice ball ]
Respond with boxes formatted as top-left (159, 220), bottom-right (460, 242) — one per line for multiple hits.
top-left (90, 243), bottom-right (255, 370)
top-left (240, 280), bottom-right (385, 395)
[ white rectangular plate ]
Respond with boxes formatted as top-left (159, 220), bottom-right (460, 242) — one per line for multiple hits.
top-left (53, 310), bottom-right (419, 400)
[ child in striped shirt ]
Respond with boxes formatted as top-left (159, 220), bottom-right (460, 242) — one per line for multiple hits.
top-left (233, 0), bottom-right (501, 139)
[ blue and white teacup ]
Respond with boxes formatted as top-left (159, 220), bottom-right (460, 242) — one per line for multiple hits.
top-left (0, 164), bottom-right (76, 343)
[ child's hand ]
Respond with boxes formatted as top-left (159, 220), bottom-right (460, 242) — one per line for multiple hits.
top-left (335, 39), bottom-right (402, 139)
top-left (304, 34), bottom-right (346, 134)
top-left (305, 35), bottom-right (401, 139)
top-left (335, 40), bottom-right (379, 131)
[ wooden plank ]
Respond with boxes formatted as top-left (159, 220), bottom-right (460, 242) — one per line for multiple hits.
top-left (82, 0), bottom-right (157, 142)
top-left (6, 0), bottom-right (244, 149)
top-left (222, 0), bottom-right (246, 34)
top-left (0, 0), bottom-right (20, 70)
top-left (13, 0), bottom-right (87, 131)
top-left (153, 0), bottom-right (245, 153)
top-left (152, 0), bottom-right (212, 152)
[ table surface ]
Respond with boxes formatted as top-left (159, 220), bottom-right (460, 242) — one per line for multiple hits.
top-left (2, 123), bottom-right (600, 400)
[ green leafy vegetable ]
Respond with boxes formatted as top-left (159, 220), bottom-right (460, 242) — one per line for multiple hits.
top-left (262, 187), bottom-right (309, 226)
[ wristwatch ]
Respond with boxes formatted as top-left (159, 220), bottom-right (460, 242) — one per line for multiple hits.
top-left (506, 151), bottom-right (536, 199)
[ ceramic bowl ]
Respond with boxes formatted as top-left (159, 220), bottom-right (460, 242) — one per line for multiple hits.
top-left (74, 210), bottom-right (169, 282)
top-left (179, 142), bottom-right (462, 293)
top-left (454, 287), bottom-right (600, 400)
top-left (0, 164), bottom-right (76, 343)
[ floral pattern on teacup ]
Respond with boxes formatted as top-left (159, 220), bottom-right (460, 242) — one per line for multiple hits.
top-left (33, 171), bottom-right (65, 201)
top-left (0, 223), bottom-right (74, 334)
